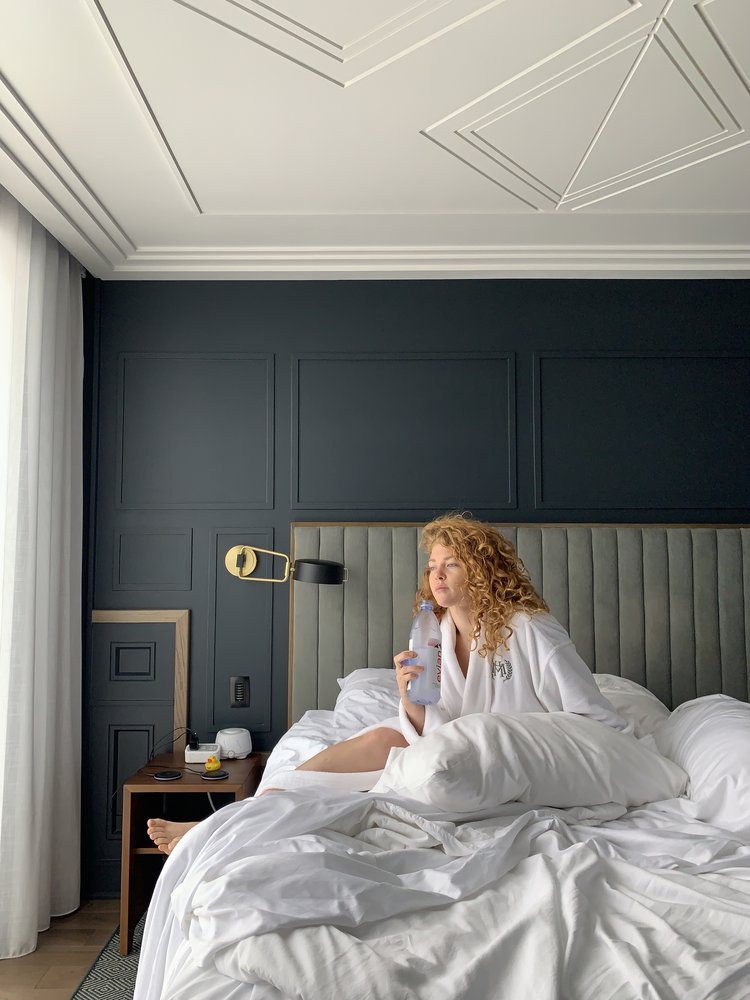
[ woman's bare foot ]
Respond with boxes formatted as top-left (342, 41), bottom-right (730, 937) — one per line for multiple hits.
top-left (146, 818), bottom-right (198, 854)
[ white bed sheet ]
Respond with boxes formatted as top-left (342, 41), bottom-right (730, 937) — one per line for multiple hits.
top-left (134, 714), bottom-right (750, 1000)
top-left (254, 708), bottom-right (381, 795)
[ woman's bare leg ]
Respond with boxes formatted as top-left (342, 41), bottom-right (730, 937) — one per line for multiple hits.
top-left (295, 727), bottom-right (407, 773)
top-left (146, 818), bottom-right (198, 853)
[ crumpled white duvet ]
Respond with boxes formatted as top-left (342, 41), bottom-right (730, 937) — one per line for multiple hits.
top-left (134, 788), bottom-right (750, 1000)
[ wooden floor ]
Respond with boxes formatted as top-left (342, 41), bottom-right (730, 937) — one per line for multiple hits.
top-left (0, 900), bottom-right (119, 1000)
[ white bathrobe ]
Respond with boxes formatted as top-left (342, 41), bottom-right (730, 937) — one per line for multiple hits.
top-left (393, 611), bottom-right (632, 743)
top-left (259, 611), bottom-right (633, 795)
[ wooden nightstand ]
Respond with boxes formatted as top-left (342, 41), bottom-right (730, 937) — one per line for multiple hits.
top-left (119, 751), bottom-right (263, 954)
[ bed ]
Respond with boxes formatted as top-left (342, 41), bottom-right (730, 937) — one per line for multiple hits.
top-left (134, 523), bottom-right (750, 1000)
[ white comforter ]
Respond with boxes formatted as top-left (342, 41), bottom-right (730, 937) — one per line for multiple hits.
top-left (134, 730), bottom-right (750, 999)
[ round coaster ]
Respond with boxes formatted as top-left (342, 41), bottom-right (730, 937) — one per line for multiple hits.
top-left (153, 770), bottom-right (182, 781)
top-left (201, 769), bottom-right (229, 780)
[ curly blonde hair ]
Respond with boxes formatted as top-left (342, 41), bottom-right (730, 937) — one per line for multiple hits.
top-left (416, 514), bottom-right (548, 656)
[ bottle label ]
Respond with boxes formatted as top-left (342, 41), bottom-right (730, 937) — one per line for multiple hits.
top-left (427, 639), bottom-right (441, 684)
top-left (411, 645), bottom-right (440, 686)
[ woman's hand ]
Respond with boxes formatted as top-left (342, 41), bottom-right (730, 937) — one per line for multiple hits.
top-left (394, 650), bottom-right (423, 702)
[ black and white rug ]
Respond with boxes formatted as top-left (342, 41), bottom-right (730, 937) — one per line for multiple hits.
top-left (72, 916), bottom-right (144, 999)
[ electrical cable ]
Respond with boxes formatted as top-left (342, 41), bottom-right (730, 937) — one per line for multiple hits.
top-left (106, 735), bottom-right (221, 855)
top-left (108, 739), bottom-right (206, 806)
top-left (148, 727), bottom-right (199, 761)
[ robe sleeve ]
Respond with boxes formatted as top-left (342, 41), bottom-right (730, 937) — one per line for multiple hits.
top-left (397, 698), bottom-right (454, 744)
top-left (537, 641), bottom-right (634, 736)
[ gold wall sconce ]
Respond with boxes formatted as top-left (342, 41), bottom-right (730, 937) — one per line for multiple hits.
top-left (224, 545), bottom-right (347, 585)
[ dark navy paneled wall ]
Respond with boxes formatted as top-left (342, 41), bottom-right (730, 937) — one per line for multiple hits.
top-left (84, 278), bottom-right (750, 893)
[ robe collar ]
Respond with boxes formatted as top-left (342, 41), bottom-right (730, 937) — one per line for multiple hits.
top-left (439, 613), bottom-right (493, 716)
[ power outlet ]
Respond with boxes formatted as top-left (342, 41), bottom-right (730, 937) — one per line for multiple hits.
top-left (184, 742), bottom-right (219, 763)
top-left (230, 675), bottom-right (250, 707)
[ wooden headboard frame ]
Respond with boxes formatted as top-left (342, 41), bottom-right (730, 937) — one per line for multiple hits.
top-left (288, 523), bottom-right (750, 725)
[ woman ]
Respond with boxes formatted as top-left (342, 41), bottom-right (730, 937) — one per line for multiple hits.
top-left (147, 514), bottom-right (629, 853)
top-left (299, 513), bottom-right (630, 763)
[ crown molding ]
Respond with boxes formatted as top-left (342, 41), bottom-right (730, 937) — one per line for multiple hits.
top-left (108, 243), bottom-right (750, 279)
top-left (2, 130), bottom-right (748, 278)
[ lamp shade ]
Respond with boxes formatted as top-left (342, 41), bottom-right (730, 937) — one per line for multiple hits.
top-left (291, 558), bottom-right (346, 585)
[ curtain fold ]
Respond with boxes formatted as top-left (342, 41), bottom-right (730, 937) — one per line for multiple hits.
top-left (0, 186), bottom-right (83, 958)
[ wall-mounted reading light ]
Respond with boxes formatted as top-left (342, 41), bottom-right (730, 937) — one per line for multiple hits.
top-left (224, 545), bottom-right (347, 585)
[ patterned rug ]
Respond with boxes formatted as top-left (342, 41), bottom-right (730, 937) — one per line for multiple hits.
top-left (71, 916), bottom-right (145, 999)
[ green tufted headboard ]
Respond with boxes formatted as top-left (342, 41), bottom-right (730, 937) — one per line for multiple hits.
top-left (289, 523), bottom-right (750, 724)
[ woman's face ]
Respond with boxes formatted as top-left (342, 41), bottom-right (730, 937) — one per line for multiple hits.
top-left (428, 544), bottom-right (470, 611)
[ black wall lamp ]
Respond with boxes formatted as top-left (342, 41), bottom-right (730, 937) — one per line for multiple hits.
top-left (224, 545), bottom-right (347, 585)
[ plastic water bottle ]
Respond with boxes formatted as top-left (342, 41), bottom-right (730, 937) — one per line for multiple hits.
top-left (406, 600), bottom-right (442, 705)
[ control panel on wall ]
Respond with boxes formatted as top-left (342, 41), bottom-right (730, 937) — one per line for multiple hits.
top-left (230, 675), bottom-right (250, 707)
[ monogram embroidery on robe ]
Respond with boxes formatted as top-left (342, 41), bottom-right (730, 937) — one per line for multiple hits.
top-left (492, 656), bottom-right (513, 681)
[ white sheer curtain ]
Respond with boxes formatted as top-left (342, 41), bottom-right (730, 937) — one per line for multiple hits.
top-left (0, 186), bottom-right (83, 958)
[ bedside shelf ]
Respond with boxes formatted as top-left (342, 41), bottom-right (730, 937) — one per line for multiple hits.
top-left (119, 751), bottom-right (264, 955)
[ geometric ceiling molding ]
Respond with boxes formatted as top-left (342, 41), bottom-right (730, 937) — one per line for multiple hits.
top-left (85, 0), bottom-right (203, 213)
top-left (2, 0), bottom-right (750, 279)
top-left (457, 30), bottom-right (654, 209)
top-left (563, 21), bottom-right (740, 207)
top-left (423, 0), bottom-right (750, 210)
top-left (696, 0), bottom-right (750, 98)
top-left (83, 0), bottom-right (510, 216)
top-left (167, 0), bottom-right (510, 87)
top-left (467, 40), bottom-right (642, 202)
top-left (0, 68), bottom-right (132, 271)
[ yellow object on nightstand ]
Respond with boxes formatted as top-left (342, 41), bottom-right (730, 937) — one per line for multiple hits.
top-left (204, 754), bottom-right (221, 772)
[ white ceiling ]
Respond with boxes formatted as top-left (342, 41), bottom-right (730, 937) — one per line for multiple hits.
top-left (2, 0), bottom-right (749, 279)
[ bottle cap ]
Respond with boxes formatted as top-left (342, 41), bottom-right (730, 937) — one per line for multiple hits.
top-left (419, 600), bottom-right (434, 610)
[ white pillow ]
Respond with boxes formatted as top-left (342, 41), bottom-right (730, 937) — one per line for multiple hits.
top-left (653, 694), bottom-right (750, 837)
top-left (336, 668), bottom-right (399, 693)
top-left (371, 711), bottom-right (687, 812)
top-left (334, 669), bottom-right (400, 736)
top-left (593, 674), bottom-right (671, 738)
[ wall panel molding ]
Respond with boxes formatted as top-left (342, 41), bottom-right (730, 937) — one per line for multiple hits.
top-left (115, 352), bottom-right (274, 509)
top-left (109, 641), bottom-right (157, 681)
top-left (533, 351), bottom-right (750, 510)
top-left (107, 723), bottom-right (153, 837)
top-left (92, 609), bottom-right (190, 749)
top-left (292, 352), bottom-right (517, 509)
top-left (113, 526), bottom-right (193, 590)
top-left (207, 528), bottom-right (273, 732)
